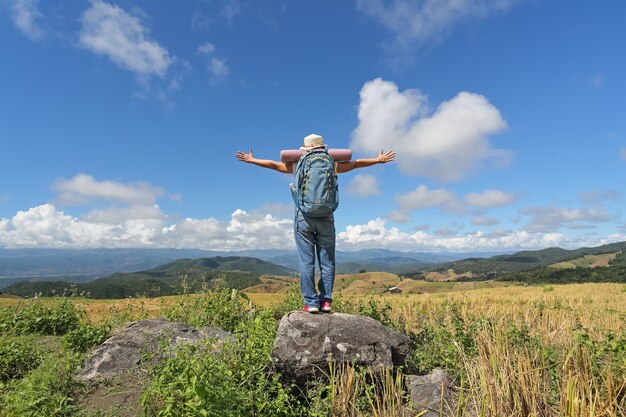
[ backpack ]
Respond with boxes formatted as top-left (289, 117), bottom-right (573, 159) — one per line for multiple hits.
top-left (291, 150), bottom-right (339, 217)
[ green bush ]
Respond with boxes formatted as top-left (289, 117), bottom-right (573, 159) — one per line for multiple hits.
top-left (142, 309), bottom-right (302, 417)
top-left (0, 298), bottom-right (81, 336)
top-left (0, 344), bottom-right (79, 417)
top-left (270, 283), bottom-right (303, 318)
top-left (407, 300), bottom-right (477, 376)
top-left (0, 336), bottom-right (42, 381)
top-left (572, 325), bottom-right (626, 378)
top-left (165, 284), bottom-right (249, 332)
top-left (62, 323), bottom-right (111, 353)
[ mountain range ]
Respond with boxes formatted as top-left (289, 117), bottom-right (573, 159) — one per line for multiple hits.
top-left (1, 241), bottom-right (625, 298)
top-left (1, 256), bottom-right (288, 299)
top-left (0, 247), bottom-right (507, 287)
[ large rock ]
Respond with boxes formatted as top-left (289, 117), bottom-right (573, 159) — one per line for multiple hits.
top-left (405, 369), bottom-right (458, 417)
top-left (75, 318), bottom-right (232, 381)
top-left (271, 311), bottom-right (411, 382)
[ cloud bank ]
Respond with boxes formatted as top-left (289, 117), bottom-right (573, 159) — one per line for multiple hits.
top-left (1, 202), bottom-right (621, 252)
top-left (351, 78), bottom-right (510, 181)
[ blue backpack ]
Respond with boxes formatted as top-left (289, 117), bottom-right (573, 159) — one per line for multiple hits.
top-left (291, 150), bottom-right (339, 217)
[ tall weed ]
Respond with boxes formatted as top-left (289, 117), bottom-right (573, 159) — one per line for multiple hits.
top-left (164, 285), bottom-right (249, 332)
top-left (0, 336), bottom-right (42, 381)
top-left (142, 309), bottom-right (300, 417)
top-left (0, 298), bottom-right (81, 336)
top-left (0, 341), bottom-right (79, 417)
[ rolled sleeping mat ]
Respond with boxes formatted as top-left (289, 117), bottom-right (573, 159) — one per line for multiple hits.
top-left (280, 148), bottom-right (352, 162)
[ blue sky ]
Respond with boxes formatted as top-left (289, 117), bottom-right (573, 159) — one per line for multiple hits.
top-left (1, 0), bottom-right (625, 252)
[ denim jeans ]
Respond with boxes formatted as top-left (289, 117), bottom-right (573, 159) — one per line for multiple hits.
top-left (294, 210), bottom-right (336, 308)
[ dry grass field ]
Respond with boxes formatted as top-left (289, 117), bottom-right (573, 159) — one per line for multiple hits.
top-left (2, 281), bottom-right (624, 416)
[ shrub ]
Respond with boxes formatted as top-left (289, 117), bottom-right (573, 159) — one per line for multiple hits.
top-left (62, 323), bottom-right (111, 353)
top-left (142, 309), bottom-right (302, 417)
top-left (0, 336), bottom-right (42, 381)
top-left (270, 283), bottom-right (303, 318)
top-left (0, 298), bottom-right (81, 336)
top-left (407, 300), bottom-right (478, 376)
top-left (164, 285), bottom-right (249, 332)
top-left (0, 343), bottom-right (79, 417)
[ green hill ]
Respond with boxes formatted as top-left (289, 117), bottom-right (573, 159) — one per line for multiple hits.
top-left (398, 241), bottom-right (626, 284)
top-left (429, 242), bottom-right (626, 276)
top-left (3, 256), bottom-right (293, 299)
top-left (150, 256), bottom-right (292, 276)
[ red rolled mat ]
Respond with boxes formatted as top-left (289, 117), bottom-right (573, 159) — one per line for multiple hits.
top-left (280, 149), bottom-right (352, 162)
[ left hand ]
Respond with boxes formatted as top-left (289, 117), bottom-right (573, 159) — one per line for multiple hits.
top-left (236, 149), bottom-right (255, 163)
top-left (377, 150), bottom-right (396, 164)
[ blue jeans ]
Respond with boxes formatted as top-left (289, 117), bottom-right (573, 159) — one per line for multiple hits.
top-left (294, 211), bottom-right (336, 308)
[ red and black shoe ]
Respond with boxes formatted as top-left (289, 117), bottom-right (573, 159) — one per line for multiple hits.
top-left (303, 305), bottom-right (319, 314)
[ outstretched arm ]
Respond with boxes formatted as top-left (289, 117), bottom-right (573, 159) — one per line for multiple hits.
top-left (236, 149), bottom-right (293, 174)
top-left (336, 150), bottom-right (395, 174)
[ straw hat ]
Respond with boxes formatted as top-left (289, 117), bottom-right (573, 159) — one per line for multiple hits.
top-left (300, 133), bottom-right (326, 150)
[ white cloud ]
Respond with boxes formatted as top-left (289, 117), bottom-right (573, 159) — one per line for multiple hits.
top-left (356, 0), bottom-right (520, 46)
top-left (336, 217), bottom-right (601, 251)
top-left (222, 0), bottom-right (244, 23)
top-left (257, 203), bottom-right (294, 217)
top-left (197, 41), bottom-right (216, 55)
top-left (387, 210), bottom-right (412, 223)
top-left (53, 173), bottom-right (164, 206)
top-left (191, 11), bottom-right (212, 30)
top-left (578, 189), bottom-right (622, 203)
top-left (352, 78), bottom-right (510, 181)
top-left (471, 216), bottom-right (499, 226)
top-left (434, 226), bottom-right (458, 237)
top-left (209, 57), bottom-right (229, 79)
top-left (395, 185), bottom-right (462, 214)
top-left (464, 189), bottom-right (516, 207)
top-left (621, 147), bottom-right (626, 161)
top-left (0, 204), bottom-right (132, 248)
top-left (346, 174), bottom-right (381, 197)
top-left (79, 0), bottom-right (172, 76)
top-left (9, 0), bottom-right (44, 40)
top-left (522, 205), bottom-right (616, 232)
top-left (0, 204), bottom-right (293, 250)
top-left (0, 203), bottom-right (622, 252)
top-left (195, 41), bottom-right (229, 83)
top-left (82, 204), bottom-right (167, 224)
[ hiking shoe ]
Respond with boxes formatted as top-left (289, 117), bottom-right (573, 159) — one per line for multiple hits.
top-left (321, 300), bottom-right (332, 313)
top-left (303, 305), bottom-right (319, 314)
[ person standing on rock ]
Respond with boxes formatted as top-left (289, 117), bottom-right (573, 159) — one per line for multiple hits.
top-left (236, 134), bottom-right (395, 313)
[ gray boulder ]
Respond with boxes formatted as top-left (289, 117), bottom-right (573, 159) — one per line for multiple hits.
top-left (271, 311), bottom-right (411, 382)
top-left (75, 318), bottom-right (232, 381)
top-left (405, 369), bottom-right (458, 417)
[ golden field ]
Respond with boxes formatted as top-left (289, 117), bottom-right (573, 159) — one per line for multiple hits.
top-left (2, 280), bottom-right (624, 416)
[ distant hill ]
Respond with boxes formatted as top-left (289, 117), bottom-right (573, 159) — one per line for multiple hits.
top-left (548, 252), bottom-right (619, 269)
top-left (0, 248), bottom-right (505, 287)
top-left (423, 241), bottom-right (626, 277)
top-left (2, 256), bottom-right (293, 299)
top-left (2, 242), bottom-right (625, 293)
top-left (150, 256), bottom-right (292, 276)
top-left (244, 271), bottom-right (510, 296)
top-left (0, 248), bottom-right (214, 280)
